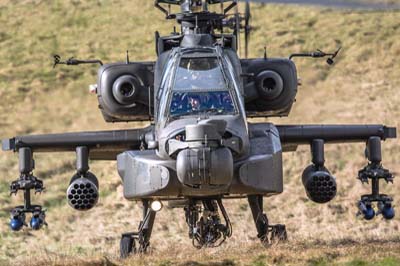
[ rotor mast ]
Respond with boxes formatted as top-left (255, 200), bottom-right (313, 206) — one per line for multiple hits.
top-left (155, 0), bottom-right (237, 35)
top-left (154, 0), bottom-right (253, 58)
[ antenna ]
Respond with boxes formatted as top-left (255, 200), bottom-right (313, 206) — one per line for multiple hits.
top-left (195, 15), bottom-right (199, 33)
top-left (148, 85), bottom-right (153, 121)
top-left (126, 50), bottom-right (130, 64)
top-left (220, 1), bottom-right (224, 34)
top-left (244, 0), bottom-right (251, 58)
top-left (202, 0), bottom-right (208, 11)
top-left (264, 46), bottom-right (267, 59)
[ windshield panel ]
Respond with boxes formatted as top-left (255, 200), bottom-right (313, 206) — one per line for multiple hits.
top-left (170, 91), bottom-right (235, 118)
top-left (174, 57), bottom-right (226, 90)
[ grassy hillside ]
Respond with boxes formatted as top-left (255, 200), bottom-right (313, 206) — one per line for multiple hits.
top-left (0, 1), bottom-right (399, 265)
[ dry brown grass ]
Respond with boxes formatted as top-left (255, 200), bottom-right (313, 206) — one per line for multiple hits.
top-left (0, 1), bottom-right (399, 266)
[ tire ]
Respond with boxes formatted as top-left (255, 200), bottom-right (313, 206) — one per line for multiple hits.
top-left (120, 235), bottom-right (135, 259)
top-left (270, 224), bottom-right (288, 242)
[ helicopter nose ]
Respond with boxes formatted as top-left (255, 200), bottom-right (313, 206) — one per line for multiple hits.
top-left (176, 120), bottom-right (233, 188)
top-left (176, 147), bottom-right (233, 187)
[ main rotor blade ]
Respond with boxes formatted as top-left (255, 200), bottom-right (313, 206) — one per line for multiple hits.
top-left (235, 3), bottom-right (241, 57)
top-left (244, 0), bottom-right (251, 58)
top-left (243, 0), bottom-right (400, 10)
top-left (245, 0), bottom-right (251, 22)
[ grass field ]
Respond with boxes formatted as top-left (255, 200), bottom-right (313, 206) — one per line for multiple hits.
top-left (0, 1), bottom-right (400, 265)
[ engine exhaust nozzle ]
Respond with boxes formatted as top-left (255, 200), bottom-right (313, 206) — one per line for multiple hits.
top-left (302, 165), bottom-right (337, 204)
top-left (67, 172), bottom-right (99, 211)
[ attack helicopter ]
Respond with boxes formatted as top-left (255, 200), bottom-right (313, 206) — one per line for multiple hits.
top-left (2, 0), bottom-right (397, 258)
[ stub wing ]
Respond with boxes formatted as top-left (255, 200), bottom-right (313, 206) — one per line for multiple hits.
top-left (2, 126), bottom-right (153, 160)
top-left (274, 124), bottom-right (397, 151)
top-left (267, 123), bottom-right (396, 221)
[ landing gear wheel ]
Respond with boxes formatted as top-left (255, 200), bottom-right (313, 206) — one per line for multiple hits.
top-left (259, 224), bottom-right (288, 247)
top-left (120, 234), bottom-right (136, 258)
top-left (270, 224), bottom-right (288, 243)
top-left (260, 234), bottom-right (270, 247)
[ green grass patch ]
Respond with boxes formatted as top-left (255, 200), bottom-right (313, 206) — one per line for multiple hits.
top-left (252, 255), bottom-right (267, 266)
top-left (376, 257), bottom-right (400, 266)
top-left (346, 259), bottom-right (369, 266)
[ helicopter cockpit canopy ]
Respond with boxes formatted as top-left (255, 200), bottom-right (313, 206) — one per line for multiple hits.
top-left (174, 57), bottom-right (225, 90)
top-left (169, 56), bottom-right (236, 120)
top-left (170, 90), bottom-right (236, 119)
top-left (158, 48), bottom-right (241, 124)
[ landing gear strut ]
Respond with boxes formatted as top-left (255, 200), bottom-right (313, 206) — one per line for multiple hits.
top-left (120, 200), bottom-right (156, 258)
top-left (248, 195), bottom-right (287, 245)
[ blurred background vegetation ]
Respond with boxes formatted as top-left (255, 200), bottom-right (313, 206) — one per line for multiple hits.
top-left (0, 0), bottom-right (399, 265)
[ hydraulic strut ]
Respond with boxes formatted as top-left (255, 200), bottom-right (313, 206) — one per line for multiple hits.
top-left (120, 199), bottom-right (157, 258)
top-left (248, 195), bottom-right (287, 245)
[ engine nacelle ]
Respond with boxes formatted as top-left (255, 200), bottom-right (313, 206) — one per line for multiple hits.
top-left (67, 172), bottom-right (99, 211)
top-left (96, 62), bottom-right (154, 122)
top-left (241, 58), bottom-right (298, 117)
top-left (302, 164), bottom-right (337, 203)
